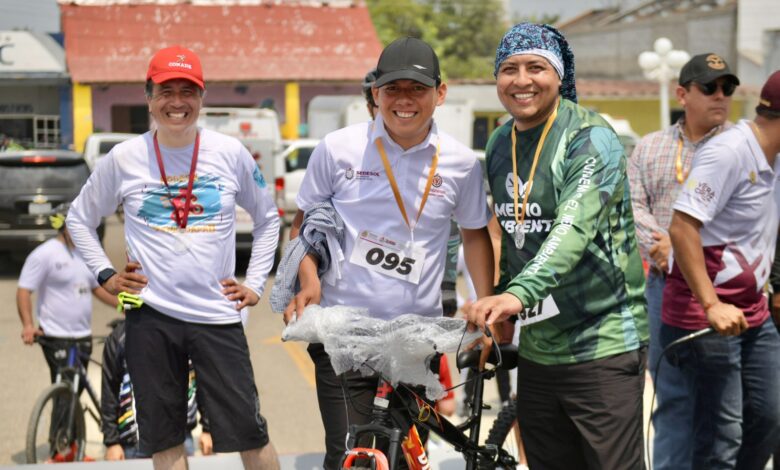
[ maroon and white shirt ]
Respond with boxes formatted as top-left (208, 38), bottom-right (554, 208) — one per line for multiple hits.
top-left (663, 120), bottom-right (780, 330)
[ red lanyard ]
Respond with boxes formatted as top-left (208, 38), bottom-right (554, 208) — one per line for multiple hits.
top-left (153, 131), bottom-right (199, 229)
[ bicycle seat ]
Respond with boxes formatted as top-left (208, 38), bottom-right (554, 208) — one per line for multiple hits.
top-left (456, 344), bottom-right (518, 371)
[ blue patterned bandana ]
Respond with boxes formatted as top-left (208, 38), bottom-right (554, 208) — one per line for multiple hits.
top-left (494, 23), bottom-right (577, 103)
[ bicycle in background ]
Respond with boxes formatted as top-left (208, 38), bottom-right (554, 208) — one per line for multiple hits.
top-left (26, 336), bottom-right (102, 463)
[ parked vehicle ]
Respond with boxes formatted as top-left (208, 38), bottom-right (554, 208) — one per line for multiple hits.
top-left (0, 150), bottom-right (104, 261)
top-left (600, 113), bottom-right (641, 156)
top-left (307, 96), bottom-right (368, 139)
top-left (273, 139), bottom-right (320, 226)
top-left (197, 107), bottom-right (284, 265)
top-left (307, 94), bottom-right (475, 148)
top-left (83, 132), bottom-right (138, 169)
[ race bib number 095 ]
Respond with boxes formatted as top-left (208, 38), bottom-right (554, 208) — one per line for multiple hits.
top-left (349, 230), bottom-right (424, 284)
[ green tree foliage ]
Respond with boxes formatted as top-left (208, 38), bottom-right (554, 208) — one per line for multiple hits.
top-left (366, 0), bottom-right (509, 79)
top-left (367, 0), bottom-right (439, 47)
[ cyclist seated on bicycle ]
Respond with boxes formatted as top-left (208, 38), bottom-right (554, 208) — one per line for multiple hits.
top-left (16, 202), bottom-right (118, 384)
top-left (102, 319), bottom-right (213, 460)
top-left (281, 37), bottom-right (495, 470)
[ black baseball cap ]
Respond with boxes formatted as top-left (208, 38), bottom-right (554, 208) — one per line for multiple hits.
top-left (678, 53), bottom-right (740, 86)
top-left (374, 37), bottom-right (441, 88)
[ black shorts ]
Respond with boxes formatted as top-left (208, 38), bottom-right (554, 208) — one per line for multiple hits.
top-left (125, 304), bottom-right (270, 454)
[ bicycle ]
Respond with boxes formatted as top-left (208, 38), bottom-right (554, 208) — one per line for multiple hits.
top-left (25, 336), bottom-right (103, 463)
top-left (282, 306), bottom-right (522, 470)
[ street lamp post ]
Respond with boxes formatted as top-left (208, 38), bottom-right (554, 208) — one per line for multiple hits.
top-left (638, 38), bottom-right (690, 130)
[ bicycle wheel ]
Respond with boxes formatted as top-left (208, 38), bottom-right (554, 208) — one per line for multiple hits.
top-left (481, 401), bottom-right (522, 469)
top-left (26, 382), bottom-right (86, 463)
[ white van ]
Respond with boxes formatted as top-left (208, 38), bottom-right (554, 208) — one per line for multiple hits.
top-left (83, 132), bottom-right (138, 169)
top-left (197, 107), bottom-right (282, 178)
top-left (197, 107), bottom-right (284, 265)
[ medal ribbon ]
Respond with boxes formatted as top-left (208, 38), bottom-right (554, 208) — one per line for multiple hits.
top-left (375, 137), bottom-right (439, 233)
top-left (675, 135), bottom-right (687, 184)
top-left (675, 124), bottom-right (723, 184)
top-left (511, 101), bottom-right (559, 235)
top-left (153, 131), bottom-right (199, 229)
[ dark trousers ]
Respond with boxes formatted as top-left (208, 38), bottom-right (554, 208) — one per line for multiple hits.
top-left (308, 343), bottom-right (432, 470)
top-left (41, 336), bottom-right (92, 387)
top-left (516, 348), bottom-right (647, 470)
top-left (661, 320), bottom-right (780, 470)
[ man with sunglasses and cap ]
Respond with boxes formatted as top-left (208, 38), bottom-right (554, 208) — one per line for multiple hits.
top-left (284, 37), bottom-right (494, 469)
top-left (66, 45), bottom-right (281, 469)
top-left (466, 23), bottom-right (648, 469)
top-left (628, 52), bottom-right (738, 470)
top-left (660, 70), bottom-right (780, 469)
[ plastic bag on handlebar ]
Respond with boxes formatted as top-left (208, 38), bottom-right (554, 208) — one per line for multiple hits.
top-left (282, 305), bottom-right (482, 400)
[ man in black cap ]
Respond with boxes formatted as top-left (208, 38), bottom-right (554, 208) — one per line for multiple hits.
top-left (628, 52), bottom-right (738, 470)
top-left (283, 37), bottom-right (494, 469)
top-left (661, 69), bottom-right (780, 469)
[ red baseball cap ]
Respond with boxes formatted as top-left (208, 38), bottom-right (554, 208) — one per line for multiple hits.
top-left (146, 45), bottom-right (204, 89)
top-left (757, 70), bottom-right (780, 113)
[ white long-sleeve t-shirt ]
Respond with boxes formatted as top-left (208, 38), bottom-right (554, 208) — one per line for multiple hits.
top-left (68, 129), bottom-right (280, 324)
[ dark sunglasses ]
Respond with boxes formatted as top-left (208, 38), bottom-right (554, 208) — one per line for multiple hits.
top-left (694, 81), bottom-right (737, 97)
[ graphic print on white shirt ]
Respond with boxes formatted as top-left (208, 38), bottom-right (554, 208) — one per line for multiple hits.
top-left (67, 130), bottom-right (279, 324)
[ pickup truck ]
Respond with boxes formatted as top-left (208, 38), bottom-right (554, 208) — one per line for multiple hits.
top-left (83, 132), bottom-right (138, 169)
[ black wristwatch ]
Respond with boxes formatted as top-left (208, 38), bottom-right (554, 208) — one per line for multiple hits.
top-left (97, 268), bottom-right (117, 286)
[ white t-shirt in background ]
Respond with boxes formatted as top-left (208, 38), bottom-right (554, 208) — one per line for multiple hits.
top-left (18, 238), bottom-right (97, 338)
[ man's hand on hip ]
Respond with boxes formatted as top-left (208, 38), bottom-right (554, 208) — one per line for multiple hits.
top-left (105, 262), bottom-right (148, 296)
top-left (221, 279), bottom-right (259, 310)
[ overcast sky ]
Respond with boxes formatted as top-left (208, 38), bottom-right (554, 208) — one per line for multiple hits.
top-left (0, 0), bottom-right (644, 34)
top-left (0, 0), bottom-right (59, 33)
top-left (510, 0), bottom-right (640, 22)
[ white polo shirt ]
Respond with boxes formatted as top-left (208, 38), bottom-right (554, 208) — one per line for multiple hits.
top-left (663, 120), bottom-right (780, 330)
top-left (18, 238), bottom-right (97, 338)
top-left (297, 114), bottom-right (491, 319)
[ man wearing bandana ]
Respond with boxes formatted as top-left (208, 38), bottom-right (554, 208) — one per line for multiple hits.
top-left (468, 23), bottom-right (648, 469)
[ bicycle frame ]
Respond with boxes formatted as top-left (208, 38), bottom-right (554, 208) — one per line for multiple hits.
top-left (343, 344), bottom-right (518, 470)
top-left (39, 338), bottom-right (101, 456)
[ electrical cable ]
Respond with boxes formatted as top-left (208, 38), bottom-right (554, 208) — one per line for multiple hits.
top-left (645, 327), bottom-right (714, 470)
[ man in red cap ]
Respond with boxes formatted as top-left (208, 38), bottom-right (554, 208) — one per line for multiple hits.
top-left (67, 45), bottom-right (281, 469)
top-left (662, 69), bottom-right (780, 468)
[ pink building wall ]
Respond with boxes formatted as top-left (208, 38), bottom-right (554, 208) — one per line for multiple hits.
top-left (90, 82), bottom-right (363, 133)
